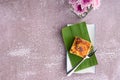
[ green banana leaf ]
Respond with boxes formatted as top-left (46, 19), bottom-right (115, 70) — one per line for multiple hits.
top-left (62, 22), bottom-right (98, 72)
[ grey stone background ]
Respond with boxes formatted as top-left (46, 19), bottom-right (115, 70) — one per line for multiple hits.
top-left (0, 0), bottom-right (120, 80)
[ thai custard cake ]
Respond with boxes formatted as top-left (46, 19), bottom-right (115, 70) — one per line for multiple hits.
top-left (70, 37), bottom-right (92, 58)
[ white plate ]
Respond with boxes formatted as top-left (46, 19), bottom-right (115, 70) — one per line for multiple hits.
top-left (67, 24), bottom-right (96, 74)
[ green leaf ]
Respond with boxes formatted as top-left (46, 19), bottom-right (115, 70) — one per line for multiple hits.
top-left (62, 22), bottom-right (98, 72)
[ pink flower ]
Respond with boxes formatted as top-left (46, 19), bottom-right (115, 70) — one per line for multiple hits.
top-left (69, 0), bottom-right (101, 16)
top-left (92, 0), bottom-right (100, 9)
top-left (72, 3), bottom-right (87, 15)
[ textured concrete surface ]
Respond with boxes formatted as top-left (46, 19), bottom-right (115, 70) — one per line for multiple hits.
top-left (0, 0), bottom-right (120, 80)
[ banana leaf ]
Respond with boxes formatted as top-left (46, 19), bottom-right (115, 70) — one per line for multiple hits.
top-left (62, 22), bottom-right (98, 72)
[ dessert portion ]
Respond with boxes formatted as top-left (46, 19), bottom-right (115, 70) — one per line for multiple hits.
top-left (70, 37), bottom-right (92, 58)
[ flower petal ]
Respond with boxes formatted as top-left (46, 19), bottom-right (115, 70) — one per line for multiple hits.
top-left (81, 0), bottom-right (93, 7)
top-left (69, 0), bottom-right (78, 4)
top-left (72, 3), bottom-right (87, 15)
top-left (92, 0), bottom-right (101, 9)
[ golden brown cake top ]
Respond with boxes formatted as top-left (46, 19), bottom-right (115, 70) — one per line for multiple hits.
top-left (70, 37), bottom-right (92, 58)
